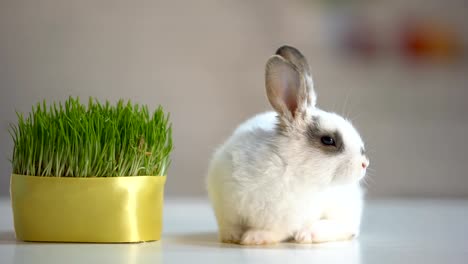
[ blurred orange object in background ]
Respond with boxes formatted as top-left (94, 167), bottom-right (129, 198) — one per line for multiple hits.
top-left (400, 18), bottom-right (462, 62)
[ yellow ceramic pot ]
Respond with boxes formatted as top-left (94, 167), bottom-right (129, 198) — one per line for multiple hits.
top-left (10, 174), bottom-right (166, 243)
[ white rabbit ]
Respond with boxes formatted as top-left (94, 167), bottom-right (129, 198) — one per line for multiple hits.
top-left (206, 46), bottom-right (369, 245)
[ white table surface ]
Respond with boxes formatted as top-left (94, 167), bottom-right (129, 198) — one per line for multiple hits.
top-left (1, 198), bottom-right (467, 264)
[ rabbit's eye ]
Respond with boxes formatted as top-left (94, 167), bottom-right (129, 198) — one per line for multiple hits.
top-left (321, 136), bottom-right (336, 146)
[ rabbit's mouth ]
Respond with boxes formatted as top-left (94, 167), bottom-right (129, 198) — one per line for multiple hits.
top-left (359, 170), bottom-right (367, 181)
top-left (329, 158), bottom-right (369, 185)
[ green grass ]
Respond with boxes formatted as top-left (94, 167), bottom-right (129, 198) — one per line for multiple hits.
top-left (10, 97), bottom-right (172, 177)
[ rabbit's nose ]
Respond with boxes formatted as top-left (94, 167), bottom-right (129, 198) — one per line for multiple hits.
top-left (361, 160), bottom-right (369, 169)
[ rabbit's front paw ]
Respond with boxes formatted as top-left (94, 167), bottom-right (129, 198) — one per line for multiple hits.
top-left (294, 228), bottom-right (316, 244)
top-left (295, 221), bottom-right (356, 243)
top-left (240, 229), bottom-right (281, 245)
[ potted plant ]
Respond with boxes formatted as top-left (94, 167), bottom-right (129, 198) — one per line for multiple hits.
top-left (9, 97), bottom-right (172, 243)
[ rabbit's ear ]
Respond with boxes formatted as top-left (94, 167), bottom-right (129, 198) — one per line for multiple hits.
top-left (276, 45), bottom-right (316, 107)
top-left (265, 55), bottom-right (308, 121)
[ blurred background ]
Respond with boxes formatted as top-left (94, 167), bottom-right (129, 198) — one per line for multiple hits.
top-left (0, 0), bottom-right (467, 198)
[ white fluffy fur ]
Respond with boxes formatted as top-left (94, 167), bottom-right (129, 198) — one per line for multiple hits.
top-left (206, 47), bottom-right (368, 245)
